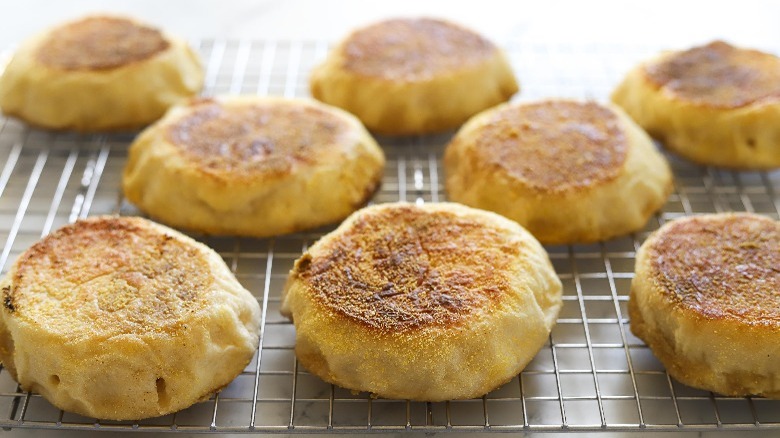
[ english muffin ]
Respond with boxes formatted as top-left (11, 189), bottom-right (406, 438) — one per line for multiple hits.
top-left (630, 213), bottom-right (780, 398)
top-left (444, 99), bottom-right (673, 244)
top-left (310, 18), bottom-right (518, 135)
top-left (123, 96), bottom-right (385, 237)
top-left (611, 41), bottom-right (780, 169)
top-left (0, 216), bottom-right (260, 420)
top-left (281, 202), bottom-right (562, 401)
top-left (0, 15), bottom-right (203, 132)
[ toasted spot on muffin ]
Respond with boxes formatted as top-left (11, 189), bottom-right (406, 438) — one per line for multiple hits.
top-left (342, 18), bottom-right (495, 80)
top-left (166, 99), bottom-right (348, 181)
top-left (471, 100), bottom-right (627, 193)
top-left (293, 204), bottom-right (520, 331)
top-left (644, 41), bottom-right (780, 109)
top-left (650, 214), bottom-right (780, 323)
top-left (36, 16), bottom-right (169, 71)
top-left (10, 217), bottom-right (212, 335)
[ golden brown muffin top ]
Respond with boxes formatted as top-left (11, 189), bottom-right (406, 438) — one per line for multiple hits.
top-left (291, 204), bottom-right (524, 332)
top-left (3, 216), bottom-right (212, 336)
top-left (650, 213), bottom-right (780, 325)
top-left (36, 16), bottom-right (169, 71)
top-left (470, 101), bottom-right (627, 193)
top-left (644, 41), bottom-right (780, 108)
top-left (340, 18), bottom-right (496, 80)
top-left (166, 99), bottom-right (349, 181)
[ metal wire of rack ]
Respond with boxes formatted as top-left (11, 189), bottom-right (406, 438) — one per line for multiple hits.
top-left (0, 39), bottom-right (779, 433)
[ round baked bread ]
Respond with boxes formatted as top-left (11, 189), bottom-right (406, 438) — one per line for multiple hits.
top-left (0, 216), bottom-right (260, 420)
top-left (123, 96), bottom-right (385, 237)
top-left (630, 213), bottom-right (780, 398)
top-left (309, 18), bottom-right (518, 135)
top-left (444, 99), bottom-right (673, 244)
top-left (281, 202), bottom-right (562, 401)
top-left (611, 40), bottom-right (780, 169)
top-left (0, 15), bottom-right (203, 132)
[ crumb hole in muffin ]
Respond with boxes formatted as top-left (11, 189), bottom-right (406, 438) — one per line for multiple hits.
top-left (295, 254), bottom-right (312, 273)
top-left (156, 377), bottom-right (170, 408)
top-left (49, 375), bottom-right (60, 386)
top-left (746, 138), bottom-right (756, 148)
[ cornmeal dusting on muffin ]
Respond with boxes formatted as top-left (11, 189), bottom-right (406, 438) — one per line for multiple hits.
top-left (36, 16), bottom-right (169, 70)
top-left (644, 41), bottom-right (780, 108)
top-left (293, 205), bottom-right (524, 331)
top-left (7, 217), bottom-right (212, 335)
top-left (342, 18), bottom-right (495, 80)
top-left (166, 101), bottom-right (348, 179)
top-left (472, 101), bottom-right (627, 193)
top-left (650, 215), bottom-right (780, 322)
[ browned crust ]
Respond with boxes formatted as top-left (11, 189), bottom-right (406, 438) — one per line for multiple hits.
top-left (36, 16), bottom-right (170, 71)
top-left (467, 101), bottom-right (627, 193)
top-left (165, 99), bottom-right (351, 182)
top-left (648, 214), bottom-right (780, 325)
top-left (644, 41), bottom-right (780, 109)
top-left (340, 18), bottom-right (496, 80)
top-left (290, 205), bottom-right (521, 332)
top-left (6, 216), bottom-right (213, 335)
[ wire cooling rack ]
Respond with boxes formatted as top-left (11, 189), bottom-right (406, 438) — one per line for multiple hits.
top-left (0, 39), bottom-right (779, 433)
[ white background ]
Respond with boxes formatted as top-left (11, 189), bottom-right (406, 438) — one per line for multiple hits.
top-left (1, 0), bottom-right (779, 50)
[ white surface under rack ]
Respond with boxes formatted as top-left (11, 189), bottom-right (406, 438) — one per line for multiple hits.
top-left (0, 39), bottom-right (779, 433)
